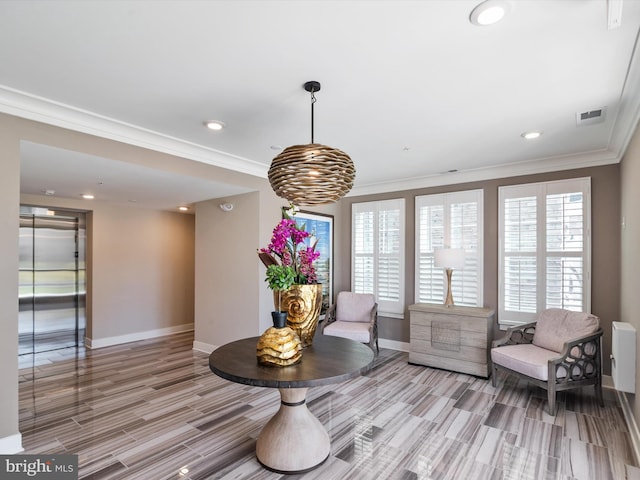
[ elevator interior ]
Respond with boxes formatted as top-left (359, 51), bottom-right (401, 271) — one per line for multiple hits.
top-left (19, 206), bottom-right (86, 355)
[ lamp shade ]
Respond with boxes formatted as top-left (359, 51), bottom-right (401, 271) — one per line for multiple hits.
top-left (268, 143), bottom-right (355, 206)
top-left (434, 248), bottom-right (466, 270)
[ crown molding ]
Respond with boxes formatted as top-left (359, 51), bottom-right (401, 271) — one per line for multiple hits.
top-left (348, 148), bottom-right (620, 197)
top-left (0, 85), bottom-right (268, 178)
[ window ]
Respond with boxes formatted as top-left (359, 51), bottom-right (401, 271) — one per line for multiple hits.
top-left (415, 190), bottom-right (483, 307)
top-left (352, 199), bottom-right (405, 317)
top-left (498, 177), bottom-right (591, 327)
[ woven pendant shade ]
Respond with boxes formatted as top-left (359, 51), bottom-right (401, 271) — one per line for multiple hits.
top-left (268, 143), bottom-right (355, 206)
top-left (268, 81), bottom-right (355, 206)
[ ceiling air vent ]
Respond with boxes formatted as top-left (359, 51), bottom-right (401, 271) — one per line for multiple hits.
top-left (576, 107), bottom-right (607, 126)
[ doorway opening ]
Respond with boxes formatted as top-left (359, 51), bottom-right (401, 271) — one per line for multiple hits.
top-left (18, 206), bottom-right (87, 356)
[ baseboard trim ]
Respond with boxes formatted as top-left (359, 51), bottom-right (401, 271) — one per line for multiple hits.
top-left (618, 391), bottom-right (640, 466)
top-left (86, 323), bottom-right (194, 349)
top-left (602, 374), bottom-right (614, 389)
top-left (0, 433), bottom-right (23, 454)
top-left (379, 339), bottom-right (410, 352)
top-left (192, 341), bottom-right (218, 354)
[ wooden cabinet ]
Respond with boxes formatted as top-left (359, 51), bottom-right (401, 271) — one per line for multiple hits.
top-left (409, 304), bottom-right (495, 377)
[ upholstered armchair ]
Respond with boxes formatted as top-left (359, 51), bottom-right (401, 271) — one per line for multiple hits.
top-left (321, 292), bottom-right (379, 354)
top-left (491, 308), bottom-right (603, 415)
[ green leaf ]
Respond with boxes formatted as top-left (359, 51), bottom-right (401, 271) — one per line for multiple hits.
top-left (265, 265), bottom-right (295, 291)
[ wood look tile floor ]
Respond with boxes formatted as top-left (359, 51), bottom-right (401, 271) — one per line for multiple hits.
top-left (18, 332), bottom-right (640, 479)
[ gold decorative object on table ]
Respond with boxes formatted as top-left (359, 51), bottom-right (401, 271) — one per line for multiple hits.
top-left (256, 323), bottom-right (302, 367)
top-left (278, 283), bottom-right (323, 347)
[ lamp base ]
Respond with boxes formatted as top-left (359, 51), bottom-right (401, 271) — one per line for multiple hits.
top-left (444, 268), bottom-right (455, 307)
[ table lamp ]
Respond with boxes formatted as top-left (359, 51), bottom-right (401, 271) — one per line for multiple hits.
top-left (434, 248), bottom-right (466, 307)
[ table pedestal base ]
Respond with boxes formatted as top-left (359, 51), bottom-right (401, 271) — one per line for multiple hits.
top-left (255, 387), bottom-right (330, 474)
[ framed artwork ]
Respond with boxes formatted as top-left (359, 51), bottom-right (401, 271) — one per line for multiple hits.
top-left (292, 210), bottom-right (334, 316)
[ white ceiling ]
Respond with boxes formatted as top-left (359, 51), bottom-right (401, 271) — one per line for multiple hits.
top-left (1, 1), bottom-right (640, 210)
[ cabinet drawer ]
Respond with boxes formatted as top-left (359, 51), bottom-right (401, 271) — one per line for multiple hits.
top-left (411, 323), bottom-right (488, 349)
top-left (410, 338), bottom-right (488, 363)
top-left (410, 312), bottom-right (488, 334)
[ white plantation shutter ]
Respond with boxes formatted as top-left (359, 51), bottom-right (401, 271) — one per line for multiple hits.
top-left (352, 199), bottom-right (405, 317)
top-left (416, 202), bottom-right (445, 303)
top-left (415, 190), bottom-right (483, 307)
top-left (499, 178), bottom-right (591, 326)
top-left (353, 209), bottom-right (374, 294)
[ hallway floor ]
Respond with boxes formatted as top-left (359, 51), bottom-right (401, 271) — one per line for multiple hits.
top-left (19, 332), bottom-right (640, 479)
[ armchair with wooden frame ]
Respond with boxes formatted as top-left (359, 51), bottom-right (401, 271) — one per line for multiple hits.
top-left (320, 292), bottom-right (379, 354)
top-left (491, 308), bottom-right (603, 416)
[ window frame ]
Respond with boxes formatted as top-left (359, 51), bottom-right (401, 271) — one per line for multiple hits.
top-left (414, 189), bottom-right (484, 307)
top-left (351, 198), bottom-right (405, 318)
top-left (498, 177), bottom-right (592, 328)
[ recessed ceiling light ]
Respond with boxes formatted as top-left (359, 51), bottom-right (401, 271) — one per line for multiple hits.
top-left (178, 206), bottom-right (189, 211)
top-left (470, 0), bottom-right (510, 26)
top-left (521, 131), bottom-right (542, 140)
top-left (82, 194), bottom-right (95, 199)
top-left (205, 120), bottom-right (225, 131)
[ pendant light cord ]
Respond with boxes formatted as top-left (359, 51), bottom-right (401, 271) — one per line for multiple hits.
top-left (310, 89), bottom-right (316, 143)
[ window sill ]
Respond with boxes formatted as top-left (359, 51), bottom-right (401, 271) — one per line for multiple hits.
top-left (498, 319), bottom-right (529, 331)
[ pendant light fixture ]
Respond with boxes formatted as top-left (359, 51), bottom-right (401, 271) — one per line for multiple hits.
top-left (268, 81), bottom-right (355, 206)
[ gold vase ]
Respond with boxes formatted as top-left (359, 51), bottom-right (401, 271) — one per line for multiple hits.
top-left (275, 284), bottom-right (323, 347)
top-left (256, 315), bottom-right (302, 367)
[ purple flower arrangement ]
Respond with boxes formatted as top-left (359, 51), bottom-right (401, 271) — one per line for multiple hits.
top-left (258, 215), bottom-right (320, 286)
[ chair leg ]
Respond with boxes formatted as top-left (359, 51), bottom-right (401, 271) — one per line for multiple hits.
top-left (368, 336), bottom-right (378, 356)
top-left (595, 380), bottom-right (604, 407)
top-left (547, 388), bottom-right (557, 416)
top-left (491, 364), bottom-right (498, 388)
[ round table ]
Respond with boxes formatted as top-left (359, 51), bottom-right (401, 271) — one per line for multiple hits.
top-left (209, 334), bottom-right (375, 474)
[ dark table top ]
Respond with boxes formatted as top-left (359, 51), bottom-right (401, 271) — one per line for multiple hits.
top-left (209, 334), bottom-right (375, 389)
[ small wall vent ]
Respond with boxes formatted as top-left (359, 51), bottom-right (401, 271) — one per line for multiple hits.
top-left (576, 107), bottom-right (607, 126)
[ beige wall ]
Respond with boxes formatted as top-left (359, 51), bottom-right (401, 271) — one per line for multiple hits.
top-left (195, 192), bottom-right (263, 346)
top-left (91, 204), bottom-right (195, 340)
top-left (0, 119), bottom-right (21, 449)
top-left (620, 122), bottom-right (640, 426)
top-left (339, 164), bottom-right (621, 374)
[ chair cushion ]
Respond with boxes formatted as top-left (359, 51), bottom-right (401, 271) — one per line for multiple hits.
top-left (491, 344), bottom-right (560, 381)
top-left (323, 321), bottom-right (371, 343)
top-left (532, 309), bottom-right (600, 353)
top-left (336, 292), bottom-right (375, 323)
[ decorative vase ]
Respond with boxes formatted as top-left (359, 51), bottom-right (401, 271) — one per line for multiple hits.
top-left (256, 312), bottom-right (303, 367)
top-left (276, 284), bottom-right (323, 347)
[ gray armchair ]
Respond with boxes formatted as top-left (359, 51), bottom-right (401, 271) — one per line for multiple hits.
top-left (321, 292), bottom-right (379, 354)
top-left (491, 308), bottom-right (603, 416)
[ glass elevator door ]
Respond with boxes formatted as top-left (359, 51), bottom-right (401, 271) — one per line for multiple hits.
top-left (19, 207), bottom-right (86, 355)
